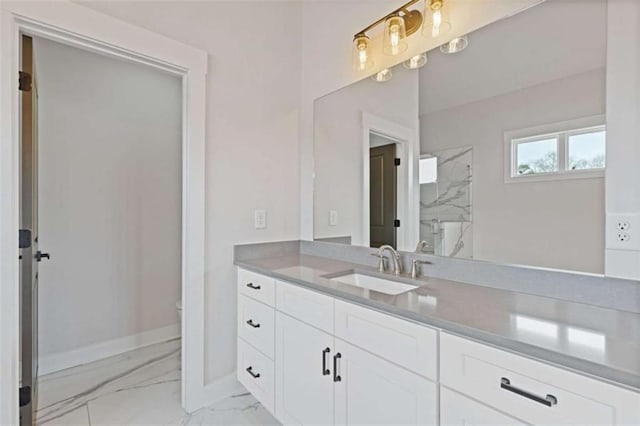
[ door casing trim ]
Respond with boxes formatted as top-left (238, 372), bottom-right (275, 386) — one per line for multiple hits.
top-left (0, 2), bottom-right (208, 423)
top-left (361, 111), bottom-right (419, 251)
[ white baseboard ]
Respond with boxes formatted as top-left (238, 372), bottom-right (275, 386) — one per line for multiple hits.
top-left (199, 372), bottom-right (245, 408)
top-left (38, 323), bottom-right (180, 376)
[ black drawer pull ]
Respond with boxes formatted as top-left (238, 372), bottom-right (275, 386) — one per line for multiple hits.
top-left (500, 377), bottom-right (557, 407)
top-left (246, 319), bottom-right (260, 328)
top-left (246, 282), bottom-right (261, 290)
top-left (246, 366), bottom-right (260, 379)
top-left (333, 353), bottom-right (342, 382)
top-left (322, 348), bottom-right (331, 376)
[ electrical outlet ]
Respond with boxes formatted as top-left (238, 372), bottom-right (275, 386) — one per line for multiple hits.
top-left (329, 210), bottom-right (338, 226)
top-left (617, 232), bottom-right (630, 242)
top-left (617, 221), bottom-right (630, 231)
top-left (607, 214), bottom-right (640, 250)
top-left (254, 209), bottom-right (266, 229)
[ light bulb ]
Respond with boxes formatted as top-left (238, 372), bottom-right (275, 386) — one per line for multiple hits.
top-left (403, 53), bottom-right (428, 69)
top-left (352, 35), bottom-right (373, 71)
top-left (423, 0), bottom-right (451, 38)
top-left (371, 68), bottom-right (393, 83)
top-left (383, 16), bottom-right (408, 56)
top-left (432, 9), bottom-right (442, 37)
top-left (390, 24), bottom-right (400, 55)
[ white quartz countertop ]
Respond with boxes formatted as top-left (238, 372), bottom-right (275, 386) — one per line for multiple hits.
top-left (235, 254), bottom-right (640, 392)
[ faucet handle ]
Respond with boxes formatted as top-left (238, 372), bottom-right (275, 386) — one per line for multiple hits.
top-left (370, 253), bottom-right (387, 272)
top-left (411, 259), bottom-right (432, 279)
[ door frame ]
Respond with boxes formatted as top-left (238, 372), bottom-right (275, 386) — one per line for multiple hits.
top-left (0, 2), bottom-right (208, 423)
top-left (361, 112), bottom-right (419, 252)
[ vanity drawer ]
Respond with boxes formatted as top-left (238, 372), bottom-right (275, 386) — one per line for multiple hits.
top-left (238, 268), bottom-right (275, 307)
top-left (276, 280), bottom-right (334, 333)
top-left (334, 299), bottom-right (437, 380)
top-left (237, 337), bottom-right (275, 415)
top-left (237, 294), bottom-right (275, 359)
top-left (440, 333), bottom-right (640, 425)
top-left (440, 387), bottom-right (524, 426)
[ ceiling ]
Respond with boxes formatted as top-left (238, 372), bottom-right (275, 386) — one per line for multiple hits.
top-left (419, 0), bottom-right (607, 115)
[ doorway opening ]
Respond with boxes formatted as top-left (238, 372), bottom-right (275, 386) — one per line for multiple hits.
top-left (19, 35), bottom-right (183, 425)
top-left (369, 133), bottom-right (399, 248)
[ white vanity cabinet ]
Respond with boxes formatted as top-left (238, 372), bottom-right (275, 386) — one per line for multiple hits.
top-left (236, 267), bottom-right (640, 426)
top-left (236, 269), bottom-right (277, 415)
top-left (275, 311), bottom-right (335, 425)
top-left (238, 268), bottom-right (438, 425)
top-left (440, 332), bottom-right (640, 426)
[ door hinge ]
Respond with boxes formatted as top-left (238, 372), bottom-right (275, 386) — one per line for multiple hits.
top-left (19, 229), bottom-right (31, 249)
top-left (19, 386), bottom-right (31, 407)
top-left (394, 158), bottom-right (401, 166)
top-left (18, 71), bottom-right (32, 92)
top-left (394, 219), bottom-right (401, 227)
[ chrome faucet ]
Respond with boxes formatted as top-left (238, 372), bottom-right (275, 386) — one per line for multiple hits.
top-left (377, 245), bottom-right (402, 275)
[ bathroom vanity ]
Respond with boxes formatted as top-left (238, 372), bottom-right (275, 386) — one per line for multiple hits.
top-left (234, 251), bottom-right (640, 425)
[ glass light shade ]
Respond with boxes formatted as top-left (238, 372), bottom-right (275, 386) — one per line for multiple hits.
top-left (371, 68), bottom-right (393, 83)
top-left (440, 35), bottom-right (468, 54)
top-left (403, 53), bottom-right (428, 69)
top-left (352, 35), bottom-right (373, 71)
top-left (383, 16), bottom-right (408, 56)
top-left (423, 0), bottom-right (451, 38)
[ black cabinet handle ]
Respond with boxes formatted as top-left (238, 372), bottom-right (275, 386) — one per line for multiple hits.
top-left (322, 348), bottom-right (331, 376)
top-left (500, 377), bottom-right (557, 407)
top-left (246, 319), bottom-right (260, 328)
top-left (246, 366), bottom-right (260, 379)
top-left (246, 282), bottom-right (261, 290)
top-left (333, 353), bottom-right (342, 382)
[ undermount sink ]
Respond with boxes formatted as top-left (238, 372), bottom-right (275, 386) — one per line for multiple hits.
top-left (329, 273), bottom-right (418, 296)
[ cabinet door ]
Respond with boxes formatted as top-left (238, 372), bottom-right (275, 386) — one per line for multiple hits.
top-left (275, 312), bottom-right (334, 425)
top-left (334, 339), bottom-right (437, 425)
top-left (440, 387), bottom-right (524, 426)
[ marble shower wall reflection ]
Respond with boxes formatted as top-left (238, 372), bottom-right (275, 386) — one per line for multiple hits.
top-left (420, 146), bottom-right (473, 259)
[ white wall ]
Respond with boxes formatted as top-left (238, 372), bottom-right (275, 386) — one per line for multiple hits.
top-left (78, 1), bottom-right (302, 384)
top-left (605, 0), bottom-right (640, 279)
top-left (35, 38), bottom-right (182, 359)
top-left (314, 67), bottom-right (418, 244)
top-left (421, 69), bottom-right (606, 273)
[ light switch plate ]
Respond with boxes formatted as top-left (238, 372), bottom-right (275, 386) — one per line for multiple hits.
top-left (329, 210), bottom-right (338, 226)
top-left (254, 209), bottom-right (266, 229)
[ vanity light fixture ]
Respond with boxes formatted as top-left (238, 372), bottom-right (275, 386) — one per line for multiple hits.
top-left (403, 52), bottom-right (428, 69)
top-left (423, 0), bottom-right (451, 38)
top-left (440, 34), bottom-right (468, 53)
top-left (352, 0), bottom-right (424, 71)
top-left (372, 68), bottom-right (393, 83)
top-left (351, 0), bottom-right (457, 73)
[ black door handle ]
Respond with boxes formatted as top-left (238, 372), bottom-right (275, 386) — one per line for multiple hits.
top-left (500, 377), bottom-right (557, 407)
top-left (333, 353), bottom-right (342, 382)
top-left (246, 366), bottom-right (260, 379)
top-left (246, 282), bottom-right (261, 290)
top-left (322, 348), bottom-right (331, 376)
top-left (35, 251), bottom-right (50, 262)
top-left (246, 319), bottom-right (260, 328)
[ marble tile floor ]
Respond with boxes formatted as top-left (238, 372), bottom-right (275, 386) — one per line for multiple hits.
top-left (36, 338), bottom-right (279, 426)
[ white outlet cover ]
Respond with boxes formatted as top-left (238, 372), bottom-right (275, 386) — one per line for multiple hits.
top-left (607, 213), bottom-right (640, 251)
